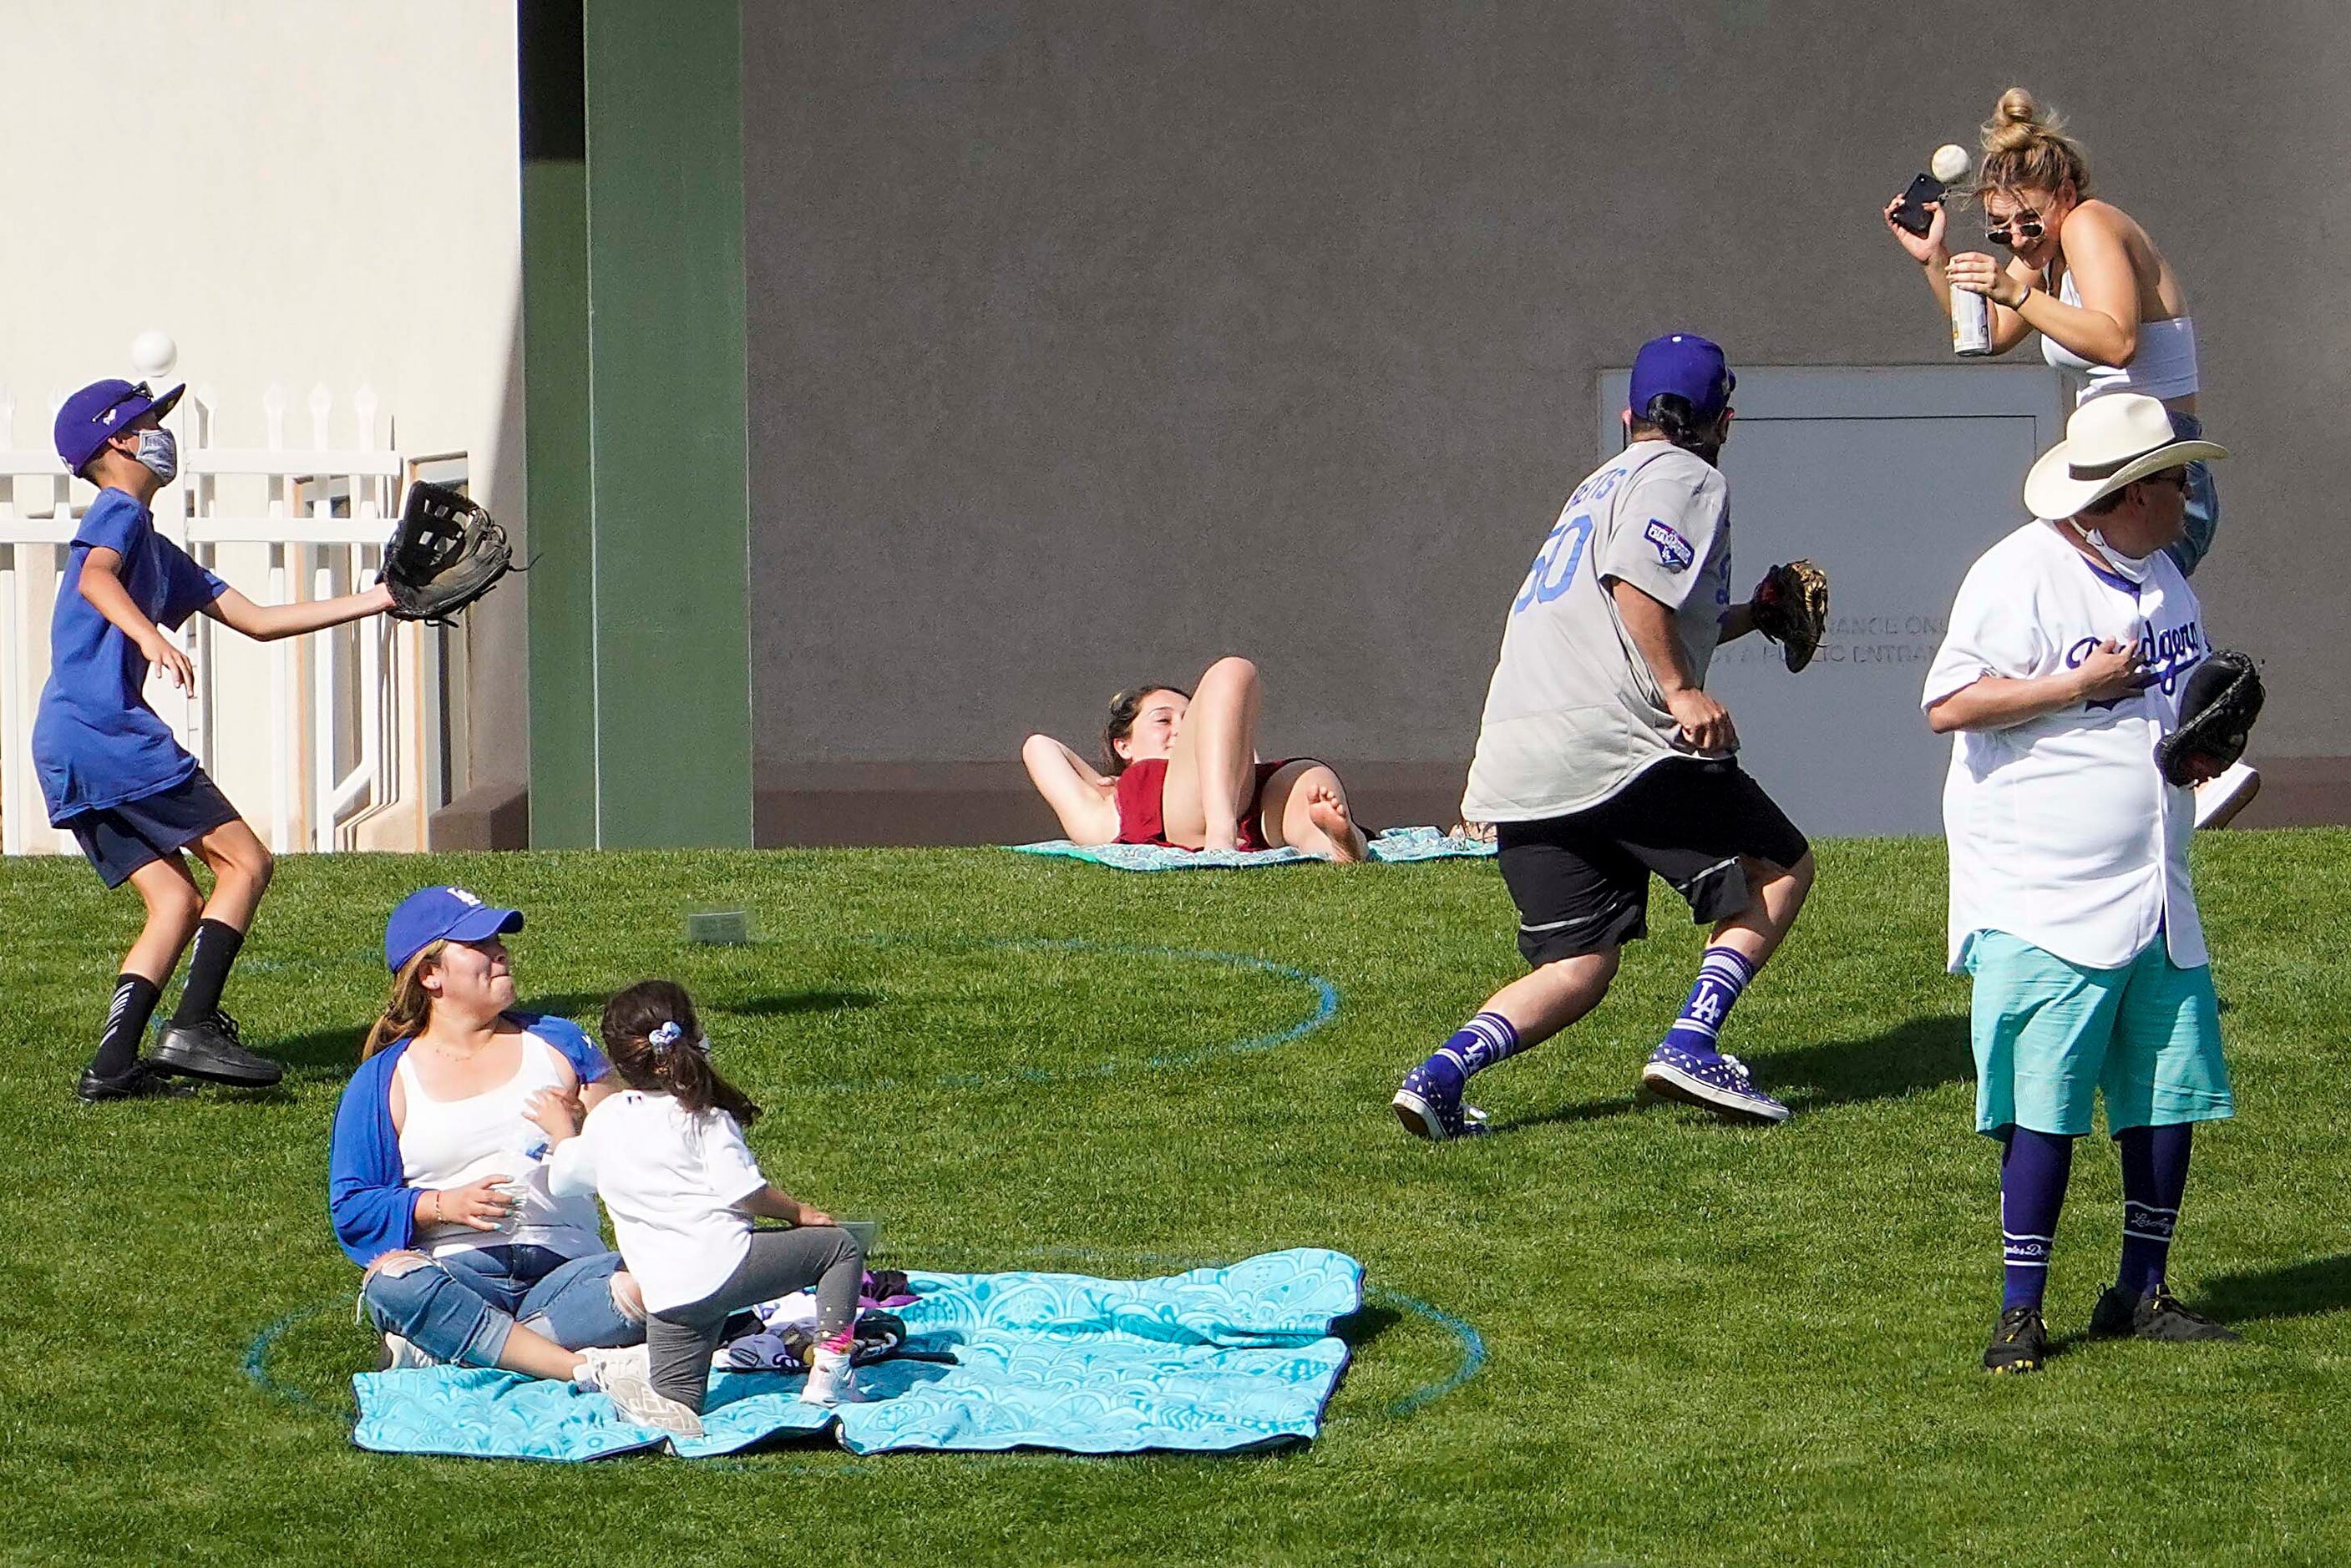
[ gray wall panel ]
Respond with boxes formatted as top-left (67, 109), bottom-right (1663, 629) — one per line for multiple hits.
top-left (743, 1), bottom-right (2348, 837)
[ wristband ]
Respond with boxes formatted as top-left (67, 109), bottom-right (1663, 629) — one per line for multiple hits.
top-left (2009, 286), bottom-right (2033, 311)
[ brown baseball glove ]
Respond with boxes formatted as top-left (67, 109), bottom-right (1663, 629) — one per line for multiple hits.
top-left (1752, 559), bottom-right (1830, 673)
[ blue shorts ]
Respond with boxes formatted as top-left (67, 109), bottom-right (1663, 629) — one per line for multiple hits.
top-left (63, 769), bottom-right (241, 888)
top-left (1964, 930), bottom-right (2232, 1138)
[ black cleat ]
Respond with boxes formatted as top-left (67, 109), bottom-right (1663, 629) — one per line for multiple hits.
top-left (153, 1011), bottom-right (283, 1087)
top-left (76, 1058), bottom-right (197, 1104)
top-left (2088, 1284), bottom-right (2238, 1343)
top-left (1984, 1305), bottom-right (2048, 1373)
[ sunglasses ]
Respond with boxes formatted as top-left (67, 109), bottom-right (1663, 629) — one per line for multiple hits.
top-left (1984, 214), bottom-right (2045, 249)
top-left (2141, 468), bottom-right (2191, 493)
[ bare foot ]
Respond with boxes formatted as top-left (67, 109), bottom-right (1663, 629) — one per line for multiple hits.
top-left (1306, 784), bottom-right (1368, 862)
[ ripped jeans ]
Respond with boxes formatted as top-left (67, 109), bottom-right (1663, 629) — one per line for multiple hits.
top-left (361, 1244), bottom-right (642, 1368)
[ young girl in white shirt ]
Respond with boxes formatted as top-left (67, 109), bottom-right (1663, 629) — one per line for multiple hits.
top-left (542, 979), bottom-right (864, 1435)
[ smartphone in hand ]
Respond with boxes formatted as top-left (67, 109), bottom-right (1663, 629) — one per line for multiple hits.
top-left (1890, 172), bottom-right (1945, 235)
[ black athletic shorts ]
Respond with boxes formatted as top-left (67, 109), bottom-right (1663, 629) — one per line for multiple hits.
top-left (65, 768), bottom-right (241, 888)
top-left (1496, 757), bottom-right (1810, 966)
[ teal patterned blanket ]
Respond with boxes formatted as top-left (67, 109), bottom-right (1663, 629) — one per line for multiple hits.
top-left (1011, 825), bottom-right (1495, 872)
top-left (349, 1248), bottom-right (1362, 1460)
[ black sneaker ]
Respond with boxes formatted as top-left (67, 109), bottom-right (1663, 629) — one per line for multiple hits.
top-left (76, 1058), bottom-right (198, 1104)
top-left (153, 1010), bottom-right (283, 1087)
top-left (2090, 1284), bottom-right (2238, 1343)
top-left (2087, 1283), bottom-right (2138, 1339)
top-left (1983, 1305), bottom-right (2048, 1373)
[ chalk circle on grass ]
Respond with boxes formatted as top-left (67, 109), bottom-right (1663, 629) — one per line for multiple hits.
top-left (779, 935), bottom-right (1340, 1095)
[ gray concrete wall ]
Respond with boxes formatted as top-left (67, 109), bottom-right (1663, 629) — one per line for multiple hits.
top-left (742, 1), bottom-right (2350, 842)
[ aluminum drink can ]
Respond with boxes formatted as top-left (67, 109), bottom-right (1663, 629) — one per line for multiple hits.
top-left (1951, 286), bottom-right (1993, 356)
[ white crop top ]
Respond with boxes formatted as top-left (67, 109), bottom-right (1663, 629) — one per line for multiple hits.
top-left (397, 1034), bottom-right (606, 1259)
top-left (2039, 268), bottom-right (2200, 404)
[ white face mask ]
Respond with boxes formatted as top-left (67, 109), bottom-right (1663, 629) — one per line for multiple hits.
top-left (132, 427), bottom-right (179, 484)
top-left (2086, 526), bottom-right (2157, 584)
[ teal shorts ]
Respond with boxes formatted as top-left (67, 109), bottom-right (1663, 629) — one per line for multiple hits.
top-left (1964, 930), bottom-right (2232, 1138)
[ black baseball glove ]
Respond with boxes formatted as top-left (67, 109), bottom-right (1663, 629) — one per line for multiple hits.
top-left (1751, 559), bottom-right (1830, 673)
top-left (2157, 648), bottom-right (2264, 787)
top-left (381, 480), bottom-right (512, 623)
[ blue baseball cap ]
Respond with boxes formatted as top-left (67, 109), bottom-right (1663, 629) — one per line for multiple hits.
top-left (1628, 334), bottom-right (1735, 424)
top-left (54, 378), bottom-right (185, 475)
top-left (384, 885), bottom-right (524, 972)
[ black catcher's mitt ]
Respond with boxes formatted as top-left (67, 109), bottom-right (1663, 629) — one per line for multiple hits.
top-left (1751, 559), bottom-right (1830, 673)
top-left (382, 480), bottom-right (511, 622)
top-left (2157, 648), bottom-right (2264, 787)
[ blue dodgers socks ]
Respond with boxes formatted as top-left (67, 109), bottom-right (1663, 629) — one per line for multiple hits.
top-left (1657, 945), bottom-right (1756, 1063)
top-left (2116, 1123), bottom-right (2194, 1297)
top-left (1417, 1013), bottom-right (1522, 1097)
top-left (2000, 1128), bottom-right (2075, 1312)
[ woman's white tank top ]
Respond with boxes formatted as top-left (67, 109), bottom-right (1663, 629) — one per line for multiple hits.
top-left (2039, 268), bottom-right (2199, 404)
top-left (397, 1034), bottom-right (606, 1259)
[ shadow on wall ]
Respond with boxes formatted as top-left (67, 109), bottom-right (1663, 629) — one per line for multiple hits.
top-left (428, 277), bottom-right (531, 851)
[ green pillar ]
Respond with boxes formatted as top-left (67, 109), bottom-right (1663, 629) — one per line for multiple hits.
top-left (524, 0), bottom-right (751, 848)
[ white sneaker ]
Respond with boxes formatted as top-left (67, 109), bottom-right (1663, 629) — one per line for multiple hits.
top-left (799, 1346), bottom-right (867, 1406)
top-left (577, 1344), bottom-right (704, 1438)
top-left (379, 1333), bottom-right (439, 1371)
top-left (2194, 761), bottom-right (2261, 830)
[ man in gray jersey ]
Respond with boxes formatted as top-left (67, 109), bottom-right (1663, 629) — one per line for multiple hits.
top-left (1394, 333), bottom-right (1817, 1138)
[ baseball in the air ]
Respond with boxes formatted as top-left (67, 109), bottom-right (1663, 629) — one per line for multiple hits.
top-left (129, 330), bottom-right (179, 378)
top-left (1930, 144), bottom-right (1970, 184)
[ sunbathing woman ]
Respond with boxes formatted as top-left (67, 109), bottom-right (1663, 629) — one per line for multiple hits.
top-left (1021, 656), bottom-right (1369, 862)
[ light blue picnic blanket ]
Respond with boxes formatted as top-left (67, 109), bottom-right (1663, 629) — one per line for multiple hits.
top-left (349, 1247), bottom-right (1362, 1460)
top-left (1011, 825), bottom-right (1495, 872)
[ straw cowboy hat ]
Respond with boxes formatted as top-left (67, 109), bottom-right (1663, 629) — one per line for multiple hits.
top-left (2024, 393), bottom-right (2228, 520)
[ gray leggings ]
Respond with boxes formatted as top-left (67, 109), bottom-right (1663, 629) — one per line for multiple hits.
top-left (646, 1225), bottom-right (864, 1409)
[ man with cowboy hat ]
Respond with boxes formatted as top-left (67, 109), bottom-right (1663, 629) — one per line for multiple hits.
top-left (1923, 392), bottom-right (2240, 1374)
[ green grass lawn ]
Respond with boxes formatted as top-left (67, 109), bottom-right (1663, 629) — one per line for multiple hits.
top-left (4, 833), bottom-right (2348, 1565)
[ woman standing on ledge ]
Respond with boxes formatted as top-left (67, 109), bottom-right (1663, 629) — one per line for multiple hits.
top-left (1885, 87), bottom-right (2255, 826)
top-left (1021, 655), bottom-right (1369, 861)
top-left (1887, 89), bottom-right (2213, 572)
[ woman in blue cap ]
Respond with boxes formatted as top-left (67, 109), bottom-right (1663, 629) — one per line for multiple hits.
top-left (324, 886), bottom-right (674, 1424)
top-left (39, 377), bottom-right (394, 1101)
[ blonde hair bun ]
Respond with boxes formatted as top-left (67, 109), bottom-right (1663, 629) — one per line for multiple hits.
top-left (1974, 87), bottom-right (2090, 197)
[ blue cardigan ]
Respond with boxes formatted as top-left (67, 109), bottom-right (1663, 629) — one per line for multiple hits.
top-left (327, 1013), bottom-right (608, 1268)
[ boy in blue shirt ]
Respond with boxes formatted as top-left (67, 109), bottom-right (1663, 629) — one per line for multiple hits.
top-left (41, 379), bottom-right (394, 1102)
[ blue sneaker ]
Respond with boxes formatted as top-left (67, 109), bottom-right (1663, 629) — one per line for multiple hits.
top-left (1639, 1044), bottom-right (1790, 1124)
top-left (1392, 1062), bottom-right (1490, 1141)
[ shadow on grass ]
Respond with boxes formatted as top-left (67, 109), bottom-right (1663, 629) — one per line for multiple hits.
top-left (2190, 1254), bottom-right (2351, 1324)
top-left (713, 990), bottom-right (882, 1019)
top-left (1332, 1303), bottom-right (1402, 1349)
top-left (1750, 1013), bottom-right (1973, 1111)
top-left (253, 992), bottom-right (604, 1079)
top-left (1490, 1014), bottom-right (1971, 1135)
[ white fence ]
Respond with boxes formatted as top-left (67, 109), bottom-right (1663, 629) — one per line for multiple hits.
top-left (0, 381), bottom-right (463, 857)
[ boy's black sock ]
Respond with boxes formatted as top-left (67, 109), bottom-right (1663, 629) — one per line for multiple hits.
top-left (91, 974), bottom-right (163, 1079)
top-left (170, 919), bottom-right (247, 1027)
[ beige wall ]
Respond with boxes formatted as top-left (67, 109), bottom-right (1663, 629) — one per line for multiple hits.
top-left (745, 1), bottom-right (2351, 837)
top-left (0, 0), bottom-right (527, 804)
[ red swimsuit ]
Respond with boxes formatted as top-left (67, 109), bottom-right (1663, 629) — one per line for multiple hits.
top-left (1113, 758), bottom-right (1305, 851)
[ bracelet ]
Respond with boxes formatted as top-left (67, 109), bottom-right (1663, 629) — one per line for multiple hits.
top-left (2009, 286), bottom-right (2033, 311)
top-left (426, 1190), bottom-right (440, 1224)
